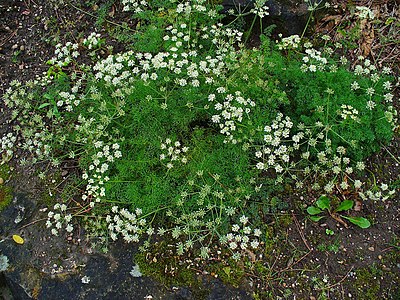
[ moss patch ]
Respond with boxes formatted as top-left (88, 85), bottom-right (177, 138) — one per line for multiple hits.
top-left (0, 164), bottom-right (13, 211)
top-left (354, 264), bottom-right (382, 299)
top-left (135, 241), bottom-right (199, 287)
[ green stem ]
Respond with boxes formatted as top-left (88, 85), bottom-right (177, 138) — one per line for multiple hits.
top-left (380, 143), bottom-right (400, 164)
top-left (245, 16), bottom-right (258, 44)
top-left (301, 11), bottom-right (313, 40)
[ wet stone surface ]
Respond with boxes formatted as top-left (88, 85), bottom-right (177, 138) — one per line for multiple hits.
top-left (221, 0), bottom-right (309, 35)
top-left (0, 196), bottom-right (252, 299)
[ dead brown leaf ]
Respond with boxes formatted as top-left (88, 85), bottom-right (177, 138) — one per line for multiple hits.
top-left (331, 212), bottom-right (349, 228)
top-left (354, 200), bottom-right (363, 211)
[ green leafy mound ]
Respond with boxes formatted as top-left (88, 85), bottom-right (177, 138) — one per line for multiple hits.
top-left (0, 0), bottom-right (397, 258)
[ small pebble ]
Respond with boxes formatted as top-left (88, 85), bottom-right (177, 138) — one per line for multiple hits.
top-left (0, 178), bottom-right (4, 185)
top-left (368, 246), bottom-right (375, 252)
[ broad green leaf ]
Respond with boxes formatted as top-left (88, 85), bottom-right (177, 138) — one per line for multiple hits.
top-left (310, 216), bottom-right (324, 222)
top-left (342, 216), bottom-right (371, 228)
top-left (43, 93), bottom-right (53, 100)
top-left (38, 103), bottom-right (51, 109)
top-left (53, 106), bottom-right (60, 118)
top-left (307, 206), bottom-right (322, 215)
top-left (336, 200), bottom-right (354, 212)
top-left (316, 195), bottom-right (331, 210)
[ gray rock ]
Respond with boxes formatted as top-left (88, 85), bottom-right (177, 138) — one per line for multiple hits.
top-left (1, 202), bottom-right (253, 300)
top-left (222, 0), bottom-right (310, 35)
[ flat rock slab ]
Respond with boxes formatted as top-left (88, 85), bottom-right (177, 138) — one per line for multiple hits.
top-left (0, 195), bottom-right (252, 300)
top-left (222, 0), bottom-right (309, 35)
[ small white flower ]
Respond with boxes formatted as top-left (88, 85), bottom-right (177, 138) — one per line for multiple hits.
top-left (229, 241), bottom-right (238, 250)
top-left (383, 81), bottom-right (392, 90)
top-left (239, 215), bottom-right (248, 225)
top-left (81, 276), bottom-right (90, 284)
top-left (380, 183), bottom-right (388, 191)
top-left (66, 224), bottom-right (74, 232)
top-left (354, 180), bottom-right (363, 189)
top-left (243, 226), bottom-right (251, 235)
top-left (130, 265), bottom-right (142, 277)
top-left (256, 162), bottom-right (265, 170)
top-left (309, 65), bottom-right (317, 72)
top-left (254, 228), bottom-right (262, 237)
top-left (232, 224), bottom-right (240, 232)
top-left (250, 240), bottom-right (259, 249)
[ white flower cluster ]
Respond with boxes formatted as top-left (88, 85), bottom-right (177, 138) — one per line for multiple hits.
top-left (81, 142), bottom-right (122, 207)
top-left (220, 215), bottom-right (262, 260)
top-left (18, 123), bottom-right (53, 162)
top-left (201, 23), bottom-right (243, 55)
top-left (255, 113), bottom-right (294, 173)
top-left (160, 138), bottom-right (189, 169)
top-left (277, 34), bottom-right (301, 50)
top-left (338, 104), bottom-right (359, 121)
top-left (300, 48), bottom-right (329, 72)
top-left (318, 147), bottom-right (360, 193)
top-left (355, 6), bottom-right (375, 20)
top-left (250, 0), bottom-right (269, 18)
top-left (83, 32), bottom-right (102, 50)
top-left (384, 106), bottom-right (398, 129)
top-left (48, 42), bottom-right (79, 67)
top-left (304, 0), bottom-right (324, 11)
top-left (92, 20), bottom-right (242, 90)
top-left (73, 114), bottom-right (106, 145)
top-left (93, 49), bottom-right (224, 90)
top-left (353, 58), bottom-right (377, 77)
top-left (163, 23), bottom-right (192, 52)
top-left (2, 74), bottom-right (88, 164)
top-left (254, 113), bottom-right (371, 192)
top-left (46, 203), bottom-right (74, 236)
top-left (166, 172), bottom-right (255, 259)
top-left (360, 183), bottom-right (396, 201)
top-left (0, 132), bottom-right (17, 161)
top-left (106, 206), bottom-right (151, 242)
top-left (57, 90), bottom-right (82, 112)
top-left (209, 90), bottom-right (255, 144)
top-left (175, 0), bottom-right (215, 17)
top-left (2, 85), bottom-right (51, 164)
top-left (121, 0), bottom-right (148, 13)
top-left (350, 59), bottom-right (396, 112)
